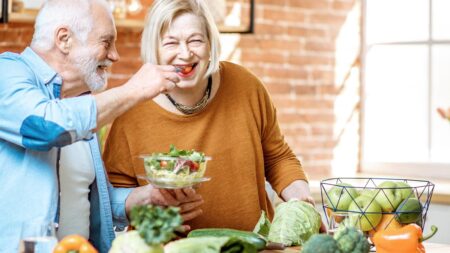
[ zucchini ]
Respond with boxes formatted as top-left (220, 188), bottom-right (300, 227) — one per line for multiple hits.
top-left (187, 228), bottom-right (267, 250)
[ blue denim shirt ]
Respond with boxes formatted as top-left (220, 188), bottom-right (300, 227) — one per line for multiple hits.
top-left (0, 47), bottom-right (132, 253)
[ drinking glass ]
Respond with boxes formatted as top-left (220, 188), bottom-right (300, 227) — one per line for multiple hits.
top-left (327, 212), bottom-right (363, 236)
top-left (327, 211), bottom-right (349, 236)
top-left (18, 220), bottom-right (57, 253)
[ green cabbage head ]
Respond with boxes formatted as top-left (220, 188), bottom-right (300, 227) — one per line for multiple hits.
top-left (268, 199), bottom-right (321, 246)
top-left (109, 231), bottom-right (163, 253)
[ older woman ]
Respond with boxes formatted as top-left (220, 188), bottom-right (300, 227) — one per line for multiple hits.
top-left (103, 0), bottom-right (320, 231)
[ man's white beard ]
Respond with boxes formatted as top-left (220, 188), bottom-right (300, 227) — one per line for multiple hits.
top-left (74, 48), bottom-right (112, 92)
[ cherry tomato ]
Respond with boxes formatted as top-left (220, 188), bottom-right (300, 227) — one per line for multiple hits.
top-left (160, 160), bottom-right (168, 168)
top-left (188, 161), bottom-right (199, 172)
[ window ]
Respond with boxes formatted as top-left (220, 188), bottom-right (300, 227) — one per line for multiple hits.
top-left (362, 0), bottom-right (450, 178)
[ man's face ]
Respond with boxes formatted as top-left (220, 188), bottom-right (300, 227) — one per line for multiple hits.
top-left (71, 3), bottom-right (119, 92)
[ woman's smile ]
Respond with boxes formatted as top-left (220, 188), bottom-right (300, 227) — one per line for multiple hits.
top-left (174, 63), bottom-right (198, 77)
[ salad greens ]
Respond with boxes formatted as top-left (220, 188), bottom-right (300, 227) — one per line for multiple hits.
top-left (166, 144), bottom-right (205, 161)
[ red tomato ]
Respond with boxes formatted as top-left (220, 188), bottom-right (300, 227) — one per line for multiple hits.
top-left (160, 160), bottom-right (168, 168)
top-left (188, 161), bottom-right (199, 172)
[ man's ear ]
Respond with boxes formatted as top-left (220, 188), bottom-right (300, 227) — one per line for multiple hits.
top-left (55, 27), bottom-right (72, 54)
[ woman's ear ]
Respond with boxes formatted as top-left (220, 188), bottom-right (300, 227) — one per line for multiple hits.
top-left (55, 26), bottom-right (72, 54)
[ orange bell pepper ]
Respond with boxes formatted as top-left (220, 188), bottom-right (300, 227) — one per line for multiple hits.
top-left (372, 224), bottom-right (437, 253)
top-left (53, 235), bottom-right (98, 253)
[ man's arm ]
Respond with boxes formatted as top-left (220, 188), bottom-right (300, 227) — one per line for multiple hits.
top-left (0, 59), bottom-right (178, 150)
top-left (94, 64), bottom-right (179, 129)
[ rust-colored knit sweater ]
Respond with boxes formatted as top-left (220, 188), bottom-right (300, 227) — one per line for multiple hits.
top-left (103, 61), bottom-right (307, 231)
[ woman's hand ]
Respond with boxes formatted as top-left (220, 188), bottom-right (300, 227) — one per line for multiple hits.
top-left (281, 180), bottom-right (327, 233)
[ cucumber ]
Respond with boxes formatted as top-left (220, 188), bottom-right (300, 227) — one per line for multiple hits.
top-left (188, 228), bottom-right (267, 250)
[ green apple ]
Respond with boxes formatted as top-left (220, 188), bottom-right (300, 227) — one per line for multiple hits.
top-left (396, 181), bottom-right (414, 201)
top-left (348, 195), bottom-right (382, 231)
top-left (395, 198), bottom-right (422, 224)
top-left (326, 183), bottom-right (359, 211)
top-left (359, 189), bottom-right (376, 199)
top-left (374, 181), bottom-right (403, 212)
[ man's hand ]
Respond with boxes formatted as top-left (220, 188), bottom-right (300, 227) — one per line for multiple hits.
top-left (125, 185), bottom-right (204, 231)
top-left (281, 180), bottom-right (327, 233)
top-left (125, 64), bottom-right (180, 100)
top-left (94, 64), bottom-right (180, 129)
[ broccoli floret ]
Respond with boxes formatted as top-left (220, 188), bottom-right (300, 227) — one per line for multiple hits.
top-left (302, 234), bottom-right (342, 253)
top-left (333, 227), bottom-right (370, 253)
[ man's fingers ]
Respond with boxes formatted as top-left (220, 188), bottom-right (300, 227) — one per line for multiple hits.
top-left (181, 208), bottom-right (203, 222)
top-left (157, 65), bottom-right (177, 72)
top-left (164, 72), bottom-right (180, 84)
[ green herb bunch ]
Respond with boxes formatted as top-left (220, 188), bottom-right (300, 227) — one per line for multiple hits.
top-left (130, 205), bottom-right (183, 246)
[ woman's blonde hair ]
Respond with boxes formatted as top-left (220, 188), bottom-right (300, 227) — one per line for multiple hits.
top-left (141, 0), bottom-right (221, 77)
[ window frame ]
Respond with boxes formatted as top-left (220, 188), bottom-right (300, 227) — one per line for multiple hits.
top-left (360, 0), bottom-right (450, 179)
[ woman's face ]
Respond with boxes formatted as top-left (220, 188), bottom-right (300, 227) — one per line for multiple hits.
top-left (158, 12), bottom-right (211, 89)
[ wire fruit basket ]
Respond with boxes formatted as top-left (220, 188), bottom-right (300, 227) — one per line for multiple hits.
top-left (320, 177), bottom-right (434, 241)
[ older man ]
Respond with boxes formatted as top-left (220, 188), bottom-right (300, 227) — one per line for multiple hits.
top-left (0, 0), bottom-right (203, 252)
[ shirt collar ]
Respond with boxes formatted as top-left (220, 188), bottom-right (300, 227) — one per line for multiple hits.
top-left (21, 47), bottom-right (59, 86)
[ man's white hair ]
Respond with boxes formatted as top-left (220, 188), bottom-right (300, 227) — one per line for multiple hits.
top-left (31, 0), bottom-right (110, 51)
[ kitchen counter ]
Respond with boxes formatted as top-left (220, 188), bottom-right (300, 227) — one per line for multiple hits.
top-left (261, 242), bottom-right (450, 252)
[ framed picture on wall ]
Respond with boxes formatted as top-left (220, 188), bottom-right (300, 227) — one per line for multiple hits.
top-left (1, 0), bottom-right (7, 23)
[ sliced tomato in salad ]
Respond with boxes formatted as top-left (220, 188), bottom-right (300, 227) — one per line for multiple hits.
top-left (185, 161), bottom-right (200, 172)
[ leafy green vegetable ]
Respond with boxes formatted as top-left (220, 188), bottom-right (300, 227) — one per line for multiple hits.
top-left (164, 236), bottom-right (257, 253)
top-left (253, 210), bottom-right (271, 238)
top-left (166, 144), bottom-right (205, 161)
top-left (130, 205), bottom-right (183, 246)
top-left (301, 234), bottom-right (341, 253)
top-left (267, 199), bottom-right (321, 246)
top-left (333, 226), bottom-right (370, 253)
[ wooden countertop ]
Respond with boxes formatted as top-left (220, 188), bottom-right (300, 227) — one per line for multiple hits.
top-left (261, 242), bottom-right (450, 252)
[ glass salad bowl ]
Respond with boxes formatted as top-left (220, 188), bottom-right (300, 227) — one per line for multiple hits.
top-left (139, 145), bottom-right (211, 189)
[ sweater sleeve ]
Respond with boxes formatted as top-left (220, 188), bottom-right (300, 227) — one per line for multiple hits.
top-left (259, 85), bottom-right (308, 195)
top-left (103, 119), bottom-right (138, 188)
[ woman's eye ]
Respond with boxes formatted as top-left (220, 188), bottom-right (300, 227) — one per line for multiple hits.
top-left (163, 41), bottom-right (177, 46)
top-left (189, 40), bottom-right (203, 45)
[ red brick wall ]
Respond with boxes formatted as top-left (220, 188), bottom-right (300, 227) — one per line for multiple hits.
top-left (0, 0), bottom-right (361, 176)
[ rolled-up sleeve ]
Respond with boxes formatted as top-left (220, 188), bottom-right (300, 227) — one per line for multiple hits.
top-left (109, 185), bottom-right (133, 230)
